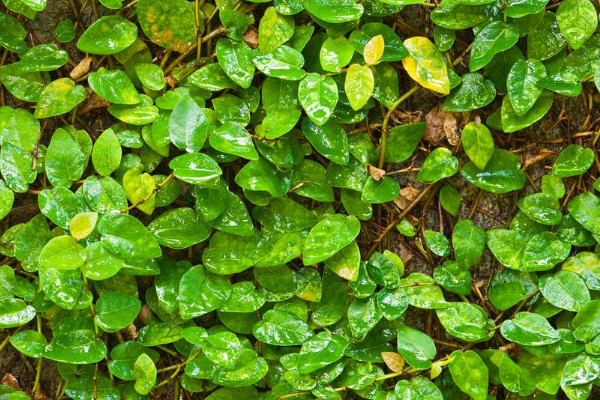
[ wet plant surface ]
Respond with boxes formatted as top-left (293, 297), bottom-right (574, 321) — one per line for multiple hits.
top-left (0, 0), bottom-right (599, 399)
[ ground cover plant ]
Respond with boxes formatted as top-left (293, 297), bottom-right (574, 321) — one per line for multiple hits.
top-left (0, 0), bottom-right (599, 398)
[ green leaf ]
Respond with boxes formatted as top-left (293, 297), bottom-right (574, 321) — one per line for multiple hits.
top-left (527, 12), bottom-right (566, 60)
top-left (148, 207), bottom-right (211, 249)
top-left (108, 342), bottom-right (159, 381)
top-left (137, 0), bottom-right (196, 52)
top-left (253, 45), bottom-right (306, 81)
top-left (210, 122), bottom-right (258, 160)
top-left (179, 265), bottom-right (232, 318)
top-left (44, 128), bottom-right (87, 187)
top-left (133, 353), bottom-right (156, 395)
top-left (539, 270), bottom-right (590, 312)
top-left (470, 22), bottom-right (519, 71)
top-left (298, 73), bottom-right (338, 126)
top-left (517, 193), bottom-right (562, 226)
top-left (505, 0), bottom-right (548, 18)
top-left (302, 120), bottom-right (349, 165)
top-left (500, 312), bottom-right (561, 345)
top-left (453, 219), bottom-right (485, 269)
top-left (436, 302), bottom-right (494, 342)
top-left (169, 95), bottom-right (210, 152)
top-left (361, 177), bottom-right (400, 203)
top-left (259, 7), bottom-right (295, 53)
top-left (9, 330), bottom-right (47, 358)
top-left (323, 242), bottom-right (360, 281)
top-left (507, 59), bottom-right (546, 116)
top-left (442, 73), bottom-right (496, 112)
top-left (19, 44), bottom-right (68, 72)
top-left (98, 213), bottom-right (162, 263)
top-left (303, 0), bottom-right (363, 23)
top-left (394, 376), bottom-right (443, 399)
top-left (439, 184), bottom-right (461, 217)
top-left (216, 38), bottom-right (255, 88)
top-left (347, 296), bottom-right (382, 340)
top-left (417, 147), bottom-right (458, 183)
top-left (303, 214), bottom-right (361, 265)
top-left (88, 67), bottom-right (141, 105)
top-left (122, 167), bottom-right (155, 214)
top-left (402, 36), bottom-right (449, 94)
top-left (449, 350), bottom-right (489, 400)
top-left (520, 231), bottom-right (571, 271)
top-left (0, 11), bottom-right (27, 52)
top-left (501, 89), bottom-right (554, 133)
top-left (297, 331), bottom-right (348, 373)
top-left (0, 298), bottom-right (35, 328)
top-left (396, 325), bottom-right (436, 370)
top-left (567, 192), bottom-right (600, 237)
top-left (95, 292), bottom-right (142, 332)
top-left (189, 63), bottom-right (236, 91)
top-left (253, 309), bottom-right (313, 346)
top-left (77, 15), bottom-right (137, 54)
top-left (235, 158), bottom-right (289, 197)
top-left (92, 128), bottom-right (122, 176)
top-left (552, 144), bottom-right (594, 177)
top-left (434, 260), bottom-right (472, 295)
top-left (344, 64), bottom-right (374, 110)
top-left (320, 36), bottom-right (355, 73)
top-left (169, 153), bottom-right (222, 185)
top-left (461, 122), bottom-right (494, 170)
top-left (135, 62), bottom-right (165, 91)
top-left (38, 235), bottom-right (85, 270)
top-left (424, 230), bottom-right (450, 257)
top-left (384, 122), bottom-right (425, 163)
top-left (572, 300), bottom-right (600, 342)
top-left (556, 0), bottom-right (598, 50)
top-left (461, 149), bottom-right (526, 193)
top-left (34, 78), bottom-right (86, 119)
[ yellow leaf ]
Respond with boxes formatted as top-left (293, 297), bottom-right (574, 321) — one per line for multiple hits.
top-left (70, 212), bottom-right (99, 240)
top-left (402, 36), bottom-right (450, 95)
top-left (430, 362), bottom-right (443, 379)
top-left (123, 167), bottom-right (156, 215)
top-left (381, 352), bottom-right (405, 372)
top-left (364, 35), bottom-right (385, 65)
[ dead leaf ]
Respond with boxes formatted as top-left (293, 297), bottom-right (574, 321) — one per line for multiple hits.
top-left (70, 56), bottom-right (94, 80)
top-left (367, 164), bottom-right (386, 181)
top-left (34, 387), bottom-right (48, 400)
top-left (243, 27), bottom-right (259, 49)
top-left (165, 75), bottom-right (177, 88)
top-left (523, 147), bottom-right (554, 169)
top-left (1, 374), bottom-right (20, 390)
top-left (79, 91), bottom-right (110, 114)
top-left (391, 109), bottom-right (422, 125)
top-left (394, 186), bottom-right (420, 210)
top-left (381, 352), bottom-right (405, 373)
top-left (424, 105), bottom-right (470, 145)
top-left (123, 323), bottom-right (138, 340)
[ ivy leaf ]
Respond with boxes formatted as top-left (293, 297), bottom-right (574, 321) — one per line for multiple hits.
top-left (38, 235), bottom-right (85, 270)
top-left (216, 38), bottom-right (255, 89)
top-left (417, 147), bottom-right (458, 183)
top-left (442, 73), bottom-right (496, 112)
top-left (298, 73), bottom-right (338, 126)
top-left (258, 7), bottom-right (295, 53)
top-left (402, 36), bottom-right (449, 94)
top-left (0, 298), bottom-right (36, 328)
top-left (133, 353), bottom-right (157, 395)
top-left (556, 0), bottom-right (598, 50)
top-left (517, 193), bottom-right (562, 226)
top-left (396, 325), bottom-right (436, 370)
top-left (19, 44), bottom-right (68, 72)
top-left (449, 350), bottom-right (489, 400)
top-left (92, 128), bottom-right (122, 176)
top-left (137, 0), bottom-right (196, 52)
top-left (76, 15), bottom-right (137, 54)
top-left (507, 59), bottom-right (546, 116)
top-left (505, 0), bottom-right (548, 18)
top-left (301, 120), bottom-right (349, 165)
top-left (500, 312), bottom-right (561, 346)
top-left (384, 123), bottom-right (425, 163)
top-left (347, 296), bottom-right (382, 340)
top-left (297, 332), bottom-right (347, 373)
top-left (539, 270), bottom-right (590, 312)
top-left (461, 149), bottom-right (526, 193)
top-left (344, 64), bottom-right (374, 110)
top-left (34, 78), bottom-right (86, 119)
top-left (453, 219), bottom-right (485, 269)
top-left (95, 292), bottom-right (142, 332)
top-left (552, 144), bottom-right (594, 177)
top-left (88, 67), bottom-right (141, 105)
top-left (303, 214), bottom-right (361, 265)
top-left (520, 231), bottom-right (571, 272)
top-left (303, 0), bottom-right (363, 23)
top-left (252, 309), bottom-right (313, 346)
top-left (179, 266), bottom-right (232, 319)
top-left (169, 153), bottom-right (222, 185)
top-left (169, 95), bottom-right (210, 153)
top-left (148, 208), bottom-right (211, 249)
top-left (97, 213), bottom-right (162, 263)
top-left (361, 177), bottom-right (400, 204)
top-left (567, 192), bottom-right (600, 237)
top-left (527, 12), bottom-right (566, 60)
top-left (461, 122), bottom-right (494, 170)
top-left (394, 376), bottom-right (443, 399)
top-left (470, 22), bottom-right (519, 71)
top-left (572, 300), bottom-right (600, 341)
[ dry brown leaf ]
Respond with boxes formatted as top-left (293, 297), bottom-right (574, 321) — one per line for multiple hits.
top-left (243, 27), bottom-right (259, 49)
top-left (391, 109), bottom-right (422, 125)
top-left (79, 91), bottom-right (110, 114)
top-left (523, 147), bottom-right (554, 169)
top-left (394, 186), bottom-right (420, 210)
top-left (70, 56), bottom-right (94, 80)
top-left (1, 374), bottom-right (20, 390)
top-left (165, 75), bottom-right (177, 88)
top-left (367, 164), bottom-right (386, 181)
top-left (33, 387), bottom-right (48, 400)
top-left (381, 352), bottom-right (405, 372)
top-left (424, 105), bottom-right (470, 145)
top-left (123, 323), bottom-right (138, 340)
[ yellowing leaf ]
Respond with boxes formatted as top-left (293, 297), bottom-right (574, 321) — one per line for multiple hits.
top-left (70, 212), bottom-right (99, 240)
top-left (382, 351), bottom-right (405, 372)
top-left (344, 64), bottom-right (374, 111)
top-left (402, 36), bottom-right (450, 95)
top-left (364, 34), bottom-right (384, 65)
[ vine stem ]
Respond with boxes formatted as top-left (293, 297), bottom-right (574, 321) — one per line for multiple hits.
top-left (32, 314), bottom-right (43, 395)
top-left (377, 86), bottom-right (421, 169)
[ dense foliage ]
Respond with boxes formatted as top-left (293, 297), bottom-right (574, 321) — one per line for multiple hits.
top-left (0, 0), bottom-right (599, 398)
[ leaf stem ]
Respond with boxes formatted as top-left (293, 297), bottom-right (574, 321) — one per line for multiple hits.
top-left (377, 86), bottom-right (421, 169)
